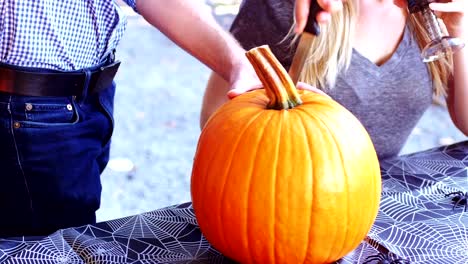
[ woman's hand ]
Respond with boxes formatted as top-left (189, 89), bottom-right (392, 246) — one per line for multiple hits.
top-left (430, 0), bottom-right (468, 135)
top-left (429, 0), bottom-right (466, 37)
top-left (296, 82), bottom-right (331, 98)
top-left (294, 0), bottom-right (345, 33)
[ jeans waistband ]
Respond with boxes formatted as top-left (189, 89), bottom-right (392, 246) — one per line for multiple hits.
top-left (0, 52), bottom-right (120, 99)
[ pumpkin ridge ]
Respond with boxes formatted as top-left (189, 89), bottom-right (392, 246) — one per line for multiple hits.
top-left (311, 109), bottom-right (355, 260)
top-left (219, 110), bottom-right (269, 260)
top-left (191, 119), bottom-right (222, 226)
top-left (312, 115), bottom-right (345, 261)
top-left (192, 108), bottom-right (239, 211)
top-left (298, 111), bottom-right (316, 263)
top-left (298, 109), bottom-right (341, 260)
top-left (299, 93), bottom-right (342, 109)
top-left (191, 130), bottom-right (228, 253)
top-left (204, 93), bottom-right (267, 128)
top-left (272, 111), bottom-right (285, 264)
top-left (295, 106), bottom-right (353, 261)
top-left (247, 109), bottom-right (279, 259)
top-left (350, 162), bottom-right (378, 255)
top-left (294, 111), bottom-right (315, 263)
top-left (356, 179), bottom-right (379, 251)
top-left (299, 105), bottom-right (380, 260)
top-left (311, 113), bottom-right (351, 260)
top-left (194, 108), bottom-right (265, 257)
top-left (305, 106), bottom-right (381, 255)
top-left (362, 152), bottom-right (381, 244)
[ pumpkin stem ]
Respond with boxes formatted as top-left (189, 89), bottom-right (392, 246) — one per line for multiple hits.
top-left (245, 45), bottom-right (302, 110)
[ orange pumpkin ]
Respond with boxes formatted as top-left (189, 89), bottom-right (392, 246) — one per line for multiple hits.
top-left (191, 45), bottom-right (381, 263)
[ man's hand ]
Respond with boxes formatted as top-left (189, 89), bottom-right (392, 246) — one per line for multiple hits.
top-left (294, 0), bottom-right (345, 33)
top-left (227, 62), bottom-right (263, 99)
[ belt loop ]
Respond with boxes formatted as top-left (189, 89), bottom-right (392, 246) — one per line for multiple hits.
top-left (101, 49), bottom-right (116, 64)
top-left (110, 49), bottom-right (116, 63)
top-left (80, 69), bottom-right (92, 101)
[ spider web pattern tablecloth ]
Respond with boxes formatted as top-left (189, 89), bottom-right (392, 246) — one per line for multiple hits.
top-left (0, 141), bottom-right (466, 264)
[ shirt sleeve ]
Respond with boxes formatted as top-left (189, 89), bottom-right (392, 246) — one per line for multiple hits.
top-left (121, 0), bottom-right (138, 13)
top-left (229, 0), bottom-right (297, 69)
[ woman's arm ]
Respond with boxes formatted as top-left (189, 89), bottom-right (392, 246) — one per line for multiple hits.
top-left (431, 1), bottom-right (468, 135)
top-left (200, 72), bottom-right (230, 129)
top-left (447, 35), bottom-right (468, 135)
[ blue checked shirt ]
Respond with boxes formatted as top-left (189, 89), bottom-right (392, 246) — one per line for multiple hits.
top-left (0, 0), bottom-right (137, 70)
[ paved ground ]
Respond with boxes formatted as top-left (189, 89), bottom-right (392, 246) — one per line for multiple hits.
top-left (96, 2), bottom-right (466, 222)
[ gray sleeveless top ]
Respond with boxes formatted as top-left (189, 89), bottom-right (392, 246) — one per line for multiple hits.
top-left (231, 0), bottom-right (433, 159)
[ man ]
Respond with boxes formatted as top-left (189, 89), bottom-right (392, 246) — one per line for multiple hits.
top-left (0, 0), bottom-right (336, 237)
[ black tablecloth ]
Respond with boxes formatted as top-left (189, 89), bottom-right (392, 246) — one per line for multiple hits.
top-left (0, 141), bottom-right (467, 264)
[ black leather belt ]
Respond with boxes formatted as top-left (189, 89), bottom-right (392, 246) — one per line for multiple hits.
top-left (0, 60), bottom-right (121, 98)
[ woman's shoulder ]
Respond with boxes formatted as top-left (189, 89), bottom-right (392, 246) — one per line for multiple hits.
top-left (231, 0), bottom-right (294, 36)
top-left (230, 0), bottom-right (296, 68)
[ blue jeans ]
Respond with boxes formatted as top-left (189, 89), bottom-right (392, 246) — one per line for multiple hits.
top-left (0, 64), bottom-right (115, 237)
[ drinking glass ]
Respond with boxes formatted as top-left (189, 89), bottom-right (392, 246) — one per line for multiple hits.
top-left (407, 0), bottom-right (465, 62)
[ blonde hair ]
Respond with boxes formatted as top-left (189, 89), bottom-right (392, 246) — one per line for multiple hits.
top-left (293, 0), bottom-right (452, 97)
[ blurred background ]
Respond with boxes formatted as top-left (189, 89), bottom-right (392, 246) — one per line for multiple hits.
top-left (97, 0), bottom-right (467, 222)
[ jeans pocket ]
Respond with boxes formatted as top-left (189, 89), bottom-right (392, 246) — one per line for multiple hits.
top-left (18, 97), bottom-right (80, 128)
top-left (96, 82), bottom-right (116, 148)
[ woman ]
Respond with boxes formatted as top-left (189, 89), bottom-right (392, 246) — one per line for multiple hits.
top-left (200, 0), bottom-right (467, 159)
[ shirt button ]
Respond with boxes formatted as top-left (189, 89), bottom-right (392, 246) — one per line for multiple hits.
top-left (25, 103), bottom-right (33, 111)
top-left (13, 122), bottom-right (21, 129)
top-left (67, 104), bottom-right (73, 111)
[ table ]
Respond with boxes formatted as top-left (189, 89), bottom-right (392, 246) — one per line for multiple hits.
top-left (0, 141), bottom-right (466, 264)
